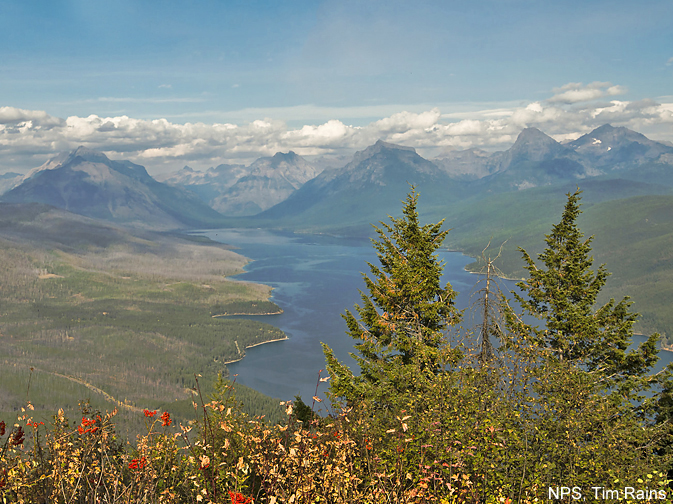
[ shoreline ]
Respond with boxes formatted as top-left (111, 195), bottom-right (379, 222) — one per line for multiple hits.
top-left (222, 335), bottom-right (288, 365)
top-left (245, 335), bottom-right (288, 349)
top-left (212, 309), bottom-right (283, 318)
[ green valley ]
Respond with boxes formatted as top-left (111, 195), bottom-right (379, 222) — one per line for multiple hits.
top-left (0, 204), bottom-right (286, 434)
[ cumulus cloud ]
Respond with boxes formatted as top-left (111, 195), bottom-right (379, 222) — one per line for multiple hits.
top-left (1, 84), bottom-right (672, 174)
top-left (548, 82), bottom-right (627, 104)
top-left (0, 106), bottom-right (64, 128)
top-left (374, 109), bottom-right (441, 133)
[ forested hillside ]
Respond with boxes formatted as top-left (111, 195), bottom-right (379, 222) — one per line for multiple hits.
top-left (442, 187), bottom-right (673, 343)
top-left (0, 203), bottom-right (285, 436)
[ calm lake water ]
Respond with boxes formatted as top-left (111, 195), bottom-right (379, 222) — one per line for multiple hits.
top-left (198, 228), bottom-right (671, 403)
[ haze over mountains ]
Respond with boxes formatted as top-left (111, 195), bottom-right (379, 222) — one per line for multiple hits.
top-left (2, 124), bottom-right (673, 231)
top-left (157, 151), bottom-right (319, 216)
top-left (210, 151), bottom-right (318, 216)
top-left (249, 124), bottom-right (673, 231)
top-left (1, 147), bottom-right (223, 229)
top-left (156, 163), bottom-right (247, 207)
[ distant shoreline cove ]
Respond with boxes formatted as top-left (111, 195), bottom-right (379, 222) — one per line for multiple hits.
top-left (222, 335), bottom-right (289, 365)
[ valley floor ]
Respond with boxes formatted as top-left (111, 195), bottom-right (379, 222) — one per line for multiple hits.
top-left (0, 206), bottom-right (286, 436)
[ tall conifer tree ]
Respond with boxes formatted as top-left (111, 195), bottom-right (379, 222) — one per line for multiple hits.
top-left (511, 189), bottom-right (659, 387)
top-left (323, 189), bottom-right (461, 403)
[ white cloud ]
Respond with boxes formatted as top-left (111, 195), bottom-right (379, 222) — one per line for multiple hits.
top-left (1, 84), bottom-right (672, 174)
top-left (606, 85), bottom-right (627, 96)
top-left (548, 81), bottom-right (627, 104)
top-left (667, 57), bottom-right (673, 66)
top-left (374, 109), bottom-right (441, 133)
top-left (0, 106), bottom-right (64, 128)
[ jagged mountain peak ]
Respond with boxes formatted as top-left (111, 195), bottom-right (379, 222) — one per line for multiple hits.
top-left (23, 147), bottom-right (113, 180)
top-left (374, 139), bottom-right (416, 151)
top-left (29, 147), bottom-right (151, 181)
top-left (571, 124), bottom-right (651, 147)
top-left (512, 127), bottom-right (560, 148)
top-left (503, 127), bottom-right (572, 166)
top-left (485, 127), bottom-right (587, 189)
top-left (567, 124), bottom-right (673, 167)
top-left (212, 151), bottom-right (318, 216)
top-left (69, 146), bottom-right (111, 164)
top-left (271, 151), bottom-right (300, 162)
top-left (248, 151), bottom-right (315, 174)
top-left (206, 163), bottom-right (246, 175)
top-left (2, 149), bottom-right (222, 228)
top-left (350, 140), bottom-right (417, 166)
top-left (590, 124), bottom-right (646, 139)
top-left (591, 123), bottom-right (617, 134)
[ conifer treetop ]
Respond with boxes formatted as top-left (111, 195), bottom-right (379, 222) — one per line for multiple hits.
top-left (323, 188), bottom-right (461, 403)
top-left (513, 189), bottom-right (659, 383)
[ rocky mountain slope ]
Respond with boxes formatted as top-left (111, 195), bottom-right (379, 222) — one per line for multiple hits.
top-left (1, 147), bottom-right (224, 229)
top-left (156, 163), bottom-right (247, 207)
top-left (212, 151), bottom-right (318, 216)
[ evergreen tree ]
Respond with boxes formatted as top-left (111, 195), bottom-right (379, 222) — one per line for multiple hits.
top-left (292, 394), bottom-right (314, 425)
top-left (511, 189), bottom-right (660, 390)
top-left (323, 189), bottom-right (461, 403)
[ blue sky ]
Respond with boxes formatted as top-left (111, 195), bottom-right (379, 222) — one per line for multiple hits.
top-left (1, 0), bottom-right (672, 172)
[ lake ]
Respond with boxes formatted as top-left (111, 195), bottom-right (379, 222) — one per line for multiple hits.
top-left (197, 228), bottom-right (513, 403)
top-left (198, 228), bottom-right (671, 404)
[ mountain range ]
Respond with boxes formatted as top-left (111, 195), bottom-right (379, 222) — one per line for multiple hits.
top-left (155, 163), bottom-right (247, 206)
top-left (156, 151), bottom-right (319, 216)
top-left (0, 147), bottom-right (223, 229)
top-left (253, 140), bottom-right (460, 229)
top-left (2, 124), bottom-right (673, 231)
top-left (211, 151), bottom-right (318, 216)
top-left (247, 125), bottom-right (673, 232)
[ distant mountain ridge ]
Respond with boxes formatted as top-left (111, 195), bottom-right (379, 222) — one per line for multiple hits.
top-left (480, 127), bottom-right (590, 191)
top-left (251, 124), bottom-right (673, 230)
top-left (159, 151), bottom-right (318, 216)
top-left (0, 171), bottom-right (22, 195)
top-left (254, 140), bottom-right (460, 228)
top-left (1, 147), bottom-right (224, 229)
top-left (4, 124), bottom-right (672, 232)
top-left (212, 151), bottom-right (318, 216)
top-left (433, 124), bottom-right (673, 185)
top-left (567, 124), bottom-right (673, 169)
top-left (156, 163), bottom-right (248, 207)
